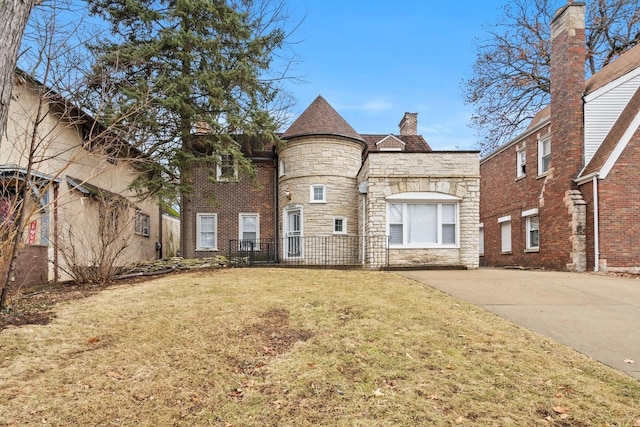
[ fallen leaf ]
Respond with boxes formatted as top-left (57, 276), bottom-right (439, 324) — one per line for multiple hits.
top-left (559, 414), bottom-right (569, 420)
top-left (373, 388), bottom-right (384, 397)
top-left (624, 359), bottom-right (635, 364)
top-left (88, 337), bottom-right (100, 344)
top-left (633, 419), bottom-right (640, 427)
top-left (455, 416), bottom-right (464, 424)
top-left (553, 406), bottom-right (569, 414)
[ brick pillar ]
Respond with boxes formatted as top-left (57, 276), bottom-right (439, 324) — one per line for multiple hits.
top-left (543, 2), bottom-right (587, 271)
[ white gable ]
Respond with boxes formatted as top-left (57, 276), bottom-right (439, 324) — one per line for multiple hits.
top-left (584, 69), bottom-right (640, 166)
top-left (375, 134), bottom-right (405, 151)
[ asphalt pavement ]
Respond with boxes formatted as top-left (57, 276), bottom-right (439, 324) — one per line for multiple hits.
top-left (398, 268), bottom-right (640, 380)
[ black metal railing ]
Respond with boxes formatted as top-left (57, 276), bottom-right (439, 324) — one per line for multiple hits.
top-left (227, 235), bottom-right (389, 269)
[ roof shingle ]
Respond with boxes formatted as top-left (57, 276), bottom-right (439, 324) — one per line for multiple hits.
top-left (281, 95), bottom-right (364, 142)
top-left (585, 43), bottom-right (640, 95)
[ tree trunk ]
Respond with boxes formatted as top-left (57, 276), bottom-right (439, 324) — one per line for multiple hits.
top-left (0, 0), bottom-right (35, 148)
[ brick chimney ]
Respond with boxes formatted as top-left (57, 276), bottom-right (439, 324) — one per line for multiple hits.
top-left (550, 1), bottom-right (585, 178)
top-left (546, 1), bottom-right (587, 272)
top-left (399, 112), bottom-right (418, 135)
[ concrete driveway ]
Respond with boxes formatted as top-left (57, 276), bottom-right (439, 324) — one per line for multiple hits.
top-left (398, 268), bottom-right (640, 380)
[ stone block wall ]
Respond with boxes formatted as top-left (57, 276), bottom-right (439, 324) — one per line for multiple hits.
top-left (278, 136), bottom-right (364, 238)
top-left (360, 152), bottom-right (480, 269)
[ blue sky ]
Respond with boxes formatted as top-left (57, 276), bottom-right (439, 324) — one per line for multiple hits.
top-left (280, 0), bottom-right (507, 150)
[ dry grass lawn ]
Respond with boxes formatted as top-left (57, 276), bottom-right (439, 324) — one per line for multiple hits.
top-left (1, 268), bottom-right (640, 426)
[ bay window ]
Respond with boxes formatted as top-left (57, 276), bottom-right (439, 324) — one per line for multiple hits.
top-left (386, 193), bottom-right (460, 248)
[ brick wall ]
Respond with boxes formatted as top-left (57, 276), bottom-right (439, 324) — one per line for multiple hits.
top-left (188, 157), bottom-right (276, 258)
top-left (479, 2), bottom-right (588, 271)
top-left (480, 126), bottom-right (548, 267)
top-left (589, 125), bottom-right (640, 272)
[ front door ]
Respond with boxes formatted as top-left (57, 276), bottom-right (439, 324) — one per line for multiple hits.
top-left (285, 208), bottom-right (302, 258)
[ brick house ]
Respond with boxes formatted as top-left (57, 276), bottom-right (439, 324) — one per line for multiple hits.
top-left (480, 2), bottom-right (640, 272)
top-left (189, 95), bottom-right (480, 268)
top-left (1, 72), bottom-right (164, 286)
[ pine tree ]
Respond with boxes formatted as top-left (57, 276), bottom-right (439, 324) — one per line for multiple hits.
top-left (87, 0), bottom-right (292, 257)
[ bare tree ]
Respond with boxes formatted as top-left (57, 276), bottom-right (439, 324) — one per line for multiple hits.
top-left (0, 0), bottom-right (37, 149)
top-left (463, 0), bottom-right (640, 153)
top-left (57, 191), bottom-right (133, 285)
top-left (0, 0), bottom-right (155, 308)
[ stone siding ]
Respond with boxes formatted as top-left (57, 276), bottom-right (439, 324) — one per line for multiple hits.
top-left (279, 136), bottom-right (364, 238)
top-left (360, 152), bottom-right (480, 269)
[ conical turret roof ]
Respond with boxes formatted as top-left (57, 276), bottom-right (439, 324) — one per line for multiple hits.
top-left (281, 95), bottom-right (364, 142)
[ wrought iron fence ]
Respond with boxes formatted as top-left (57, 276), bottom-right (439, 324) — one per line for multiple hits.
top-left (227, 235), bottom-right (389, 269)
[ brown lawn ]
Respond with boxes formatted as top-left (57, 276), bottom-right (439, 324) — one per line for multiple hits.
top-left (1, 268), bottom-right (639, 426)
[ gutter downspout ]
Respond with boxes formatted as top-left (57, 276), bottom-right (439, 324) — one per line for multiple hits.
top-left (274, 155), bottom-right (279, 261)
top-left (361, 193), bottom-right (365, 265)
top-left (53, 182), bottom-right (59, 283)
top-left (158, 203), bottom-right (163, 259)
top-left (592, 175), bottom-right (600, 272)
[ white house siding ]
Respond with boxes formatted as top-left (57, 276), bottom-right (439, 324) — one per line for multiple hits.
top-left (2, 76), bottom-right (160, 282)
top-left (358, 152), bottom-right (480, 269)
top-left (584, 71), bottom-right (640, 165)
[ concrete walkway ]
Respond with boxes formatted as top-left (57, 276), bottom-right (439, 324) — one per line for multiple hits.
top-left (398, 268), bottom-right (640, 380)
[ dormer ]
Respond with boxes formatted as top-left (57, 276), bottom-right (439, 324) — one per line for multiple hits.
top-left (375, 134), bottom-right (406, 151)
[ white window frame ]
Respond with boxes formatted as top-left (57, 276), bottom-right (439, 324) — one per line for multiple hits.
top-left (498, 215), bottom-right (511, 253)
top-left (516, 147), bottom-right (526, 178)
top-left (479, 223), bottom-right (484, 256)
top-left (217, 153), bottom-right (238, 181)
top-left (522, 209), bottom-right (540, 251)
top-left (310, 184), bottom-right (326, 203)
top-left (333, 216), bottom-right (347, 234)
top-left (196, 213), bottom-right (218, 251)
top-left (134, 210), bottom-right (150, 237)
top-left (538, 135), bottom-right (551, 175)
top-left (385, 192), bottom-right (461, 248)
top-left (239, 213), bottom-right (260, 249)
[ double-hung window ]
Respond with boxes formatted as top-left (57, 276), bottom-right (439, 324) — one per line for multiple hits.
top-left (217, 153), bottom-right (238, 181)
top-left (196, 213), bottom-right (217, 250)
top-left (310, 184), bottom-right (326, 203)
top-left (134, 211), bottom-right (150, 237)
top-left (239, 213), bottom-right (259, 249)
top-left (522, 208), bottom-right (539, 251)
top-left (538, 135), bottom-right (551, 175)
top-left (386, 192), bottom-right (460, 248)
top-left (333, 216), bottom-right (347, 234)
top-left (516, 148), bottom-right (526, 178)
